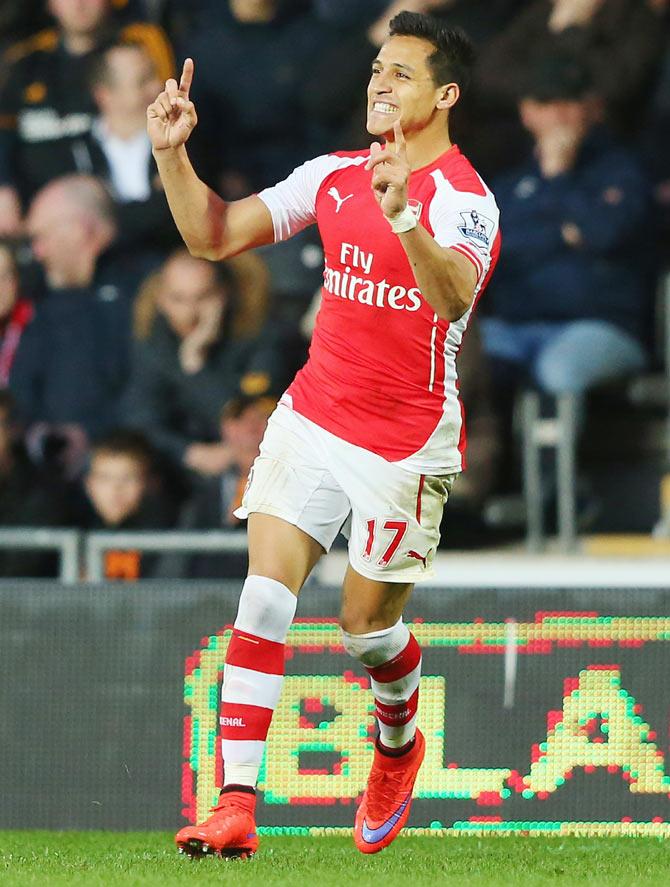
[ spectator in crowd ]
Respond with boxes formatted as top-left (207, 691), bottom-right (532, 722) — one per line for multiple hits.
top-left (85, 40), bottom-right (179, 254)
top-left (182, 0), bottom-right (325, 196)
top-left (181, 391), bottom-right (276, 530)
top-left (74, 429), bottom-right (175, 579)
top-left (176, 390), bottom-right (275, 577)
top-left (10, 174), bottom-right (140, 478)
top-left (0, 0), bottom-right (174, 235)
top-left (0, 239), bottom-right (33, 388)
top-left (480, 56), bottom-right (651, 411)
top-left (122, 247), bottom-right (282, 481)
top-left (0, 389), bottom-right (68, 577)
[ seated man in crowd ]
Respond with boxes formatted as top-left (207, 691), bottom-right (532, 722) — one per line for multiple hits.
top-left (481, 57), bottom-right (651, 404)
top-left (0, 239), bottom-right (33, 388)
top-left (86, 40), bottom-right (180, 254)
top-left (122, 247), bottom-right (282, 482)
top-left (0, 389), bottom-right (68, 577)
top-left (75, 429), bottom-right (175, 580)
top-left (0, 0), bottom-right (174, 236)
top-left (10, 174), bottom-right (143, 478)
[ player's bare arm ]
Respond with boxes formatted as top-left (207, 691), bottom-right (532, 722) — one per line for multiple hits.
top-left (366, 121), bottom-right (477, 322)
top-left (147, 58), bottom-right (275, 260)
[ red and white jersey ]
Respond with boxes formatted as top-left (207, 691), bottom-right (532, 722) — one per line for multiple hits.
top-left (258, 144), bottom-right (501, 473)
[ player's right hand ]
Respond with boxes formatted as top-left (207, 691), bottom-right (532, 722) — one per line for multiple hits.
top-left (147, 58), bottom-right (197, 151)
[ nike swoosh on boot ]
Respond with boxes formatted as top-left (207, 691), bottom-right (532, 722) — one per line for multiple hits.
top-left (361, 794), bottom-right (410, 844)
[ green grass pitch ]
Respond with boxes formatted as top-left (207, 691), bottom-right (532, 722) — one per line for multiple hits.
top-left (1, 832), bottom-right (669, 886)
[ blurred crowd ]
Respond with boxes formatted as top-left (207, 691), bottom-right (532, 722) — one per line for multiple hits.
top-left (1, 0), bottom-right (669, 578)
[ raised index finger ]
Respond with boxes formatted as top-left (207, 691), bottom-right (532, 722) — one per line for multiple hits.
top-left (393, 120), bottom-right (406, 157)
top-left (179, 58), bottom-right (194, 97)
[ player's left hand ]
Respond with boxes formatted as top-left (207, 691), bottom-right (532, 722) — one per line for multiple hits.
top-left (365, 121), bottom-right (410, 221)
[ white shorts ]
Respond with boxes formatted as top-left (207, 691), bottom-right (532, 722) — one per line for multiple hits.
top-left (236, 403), bottom-right (456, 582)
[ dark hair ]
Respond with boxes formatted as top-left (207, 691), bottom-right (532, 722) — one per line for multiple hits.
top-left (523, 54), bottom-right (593, 103)
top-left (388, 12), bottom-right (475, 94)
top-left (90, 430), bottom-right (154, 472)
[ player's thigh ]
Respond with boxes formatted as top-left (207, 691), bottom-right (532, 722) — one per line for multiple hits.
top-left (340, 565), bottom-right (413, 634)
top-left (332, 445), bottom-right (454, 583)
top-left (240, 405), bottom-right (351, 592)
top-left (247, 512), bottom-right (324, 595)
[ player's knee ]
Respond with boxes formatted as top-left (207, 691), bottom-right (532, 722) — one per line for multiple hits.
top-left (340, 617), bottom-right (409, 667)
top-left (236, 575), bottom-right (297, 635)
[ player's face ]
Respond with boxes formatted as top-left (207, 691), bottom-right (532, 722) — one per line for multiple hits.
top-left (86, 454), bottom-right (147, 526)
top-left (367, 36), bottom-right (448, 138)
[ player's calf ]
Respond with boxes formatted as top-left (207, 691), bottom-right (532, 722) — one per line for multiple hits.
top-left (341, 618), bottom-right (424, 850)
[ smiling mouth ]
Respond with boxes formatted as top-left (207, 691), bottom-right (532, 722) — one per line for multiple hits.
top-left (371, 102), bottom-right (398, 114)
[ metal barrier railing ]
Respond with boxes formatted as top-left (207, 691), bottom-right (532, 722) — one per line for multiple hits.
top-left (84, 530), bottom-right (248, 582)
top-left (0, 529), bottom-right (247, 584)
top-left (0, 528), bottom-right (81, 584)
top-left (1, 528), bottom-right (669, 587)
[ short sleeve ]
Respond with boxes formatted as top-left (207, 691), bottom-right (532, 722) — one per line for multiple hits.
top-left (258, 153), bottom-right (367, 242)
top-left (428, 169), bottom-right (500, 284)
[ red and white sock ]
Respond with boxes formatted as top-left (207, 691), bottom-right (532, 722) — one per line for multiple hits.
top-left (341, 620), bottom-right (421, 752)
top-left (220, 575), bottom-right (297, 789)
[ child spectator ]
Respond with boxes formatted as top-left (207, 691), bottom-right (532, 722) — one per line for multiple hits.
top-left (76, 429), bottom-right (175, 579)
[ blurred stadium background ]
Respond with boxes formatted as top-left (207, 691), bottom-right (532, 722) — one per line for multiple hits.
top-left (1, 0), bottom-right (670, 842)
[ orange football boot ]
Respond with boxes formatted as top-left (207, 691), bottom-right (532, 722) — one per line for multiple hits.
top-left (175, 790), bottom-right (259, 859)
top-left (354, 729), bottom-right (425, 854)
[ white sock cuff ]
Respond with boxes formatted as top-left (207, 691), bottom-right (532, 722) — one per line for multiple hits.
top-left (234, 575), bottom-right (297, 643)
top-left (341, 617), bottom-right (410, 667)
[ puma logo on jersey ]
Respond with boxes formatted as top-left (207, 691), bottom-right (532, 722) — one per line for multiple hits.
top-left (407, 550), bottom-right (428, 568)
top-left (328, 187), bottom-right (354, 213)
